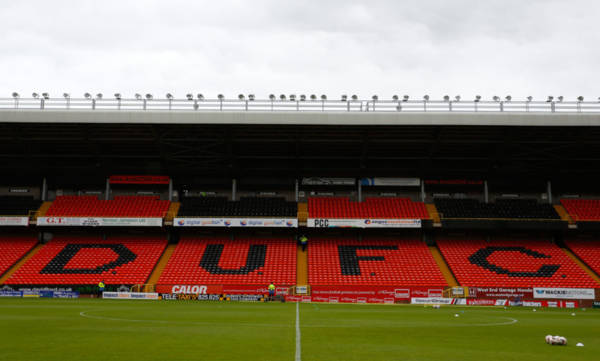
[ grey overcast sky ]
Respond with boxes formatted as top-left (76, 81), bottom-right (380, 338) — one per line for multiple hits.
top-left (1, 0), bottom-right (599, 101)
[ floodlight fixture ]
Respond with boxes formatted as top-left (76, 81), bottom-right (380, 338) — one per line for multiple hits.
top-left (12, 92), bottom-right (19, 98)
top-left (492, 96), bottom-right (500, 102)
top-left (474, 95), bottom-right (482, 102)
top-left (197, 94), bottom-right (204, 101)
top-left (505, 95), bottom-right (512, 102)
top-left (238, 94), bottom-right (245, 100)
top-left (403, 95), bottom-right (409, 102)
top-left (279, 94), bottom-right (286, 101)
top-left (577, 96), bottom-right (584, 102)
top-left (321, 94), bottom-right (327, 100)
top-left (423, 95), bottom-right (429, 101)
top-left (443, 95), bottom-right (450, 102)
top-left (42, 93), bottom-right (50, 99)
top-left (63, 93), bottom-right (70, 99)
top-left (135, 93), bottom-right (142, 100)
top-left (310, 94), bottom-right (317, 100)
top-left (289, 94), bottom-right (296, 101)
top-left (351, 95), bottom-right (358, 101)
top-left (186, 93), bottom-right (193, 100)
top-left (248, 94), bottom-right (255, 101)
top-left (217, 94), bottom-right (224, 100)
top-left (96, 93), bottom-right (103, 100)
top-left (300, 94), bottom-right (306, 101)
top-left (341, 95), bottom-right (348, 101)
top-left (547, 96), bottom-right (554, 102)
top-left (145, 93), bottom-right (153, 100)
top-left (166, 93), bottom-right (174, 99)
top-left (392, 95), bottom-right (399, 101)
top-left (455, 95), bottom-right (461, 102)
top-left (527, 96), bottom-right (533, 101)
top-left (372, 95), bottom-right (378, 101)
top-left (114, 93), bottom-right (122, 100)
top-left (557, 96), bottom-right (564, 102)
top-left (32, 92), bottom-right (40, 99)
top-left (84, 93), bottom-right (91, 99)
top-left (269, 94), bottom-right (276, 101)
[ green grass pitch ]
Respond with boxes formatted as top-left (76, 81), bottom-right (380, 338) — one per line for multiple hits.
top-left (0, 298), bottom-right (598, 361)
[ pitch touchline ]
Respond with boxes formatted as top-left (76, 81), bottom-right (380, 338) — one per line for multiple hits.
top-left (295, 302), bottom-right (301, 361)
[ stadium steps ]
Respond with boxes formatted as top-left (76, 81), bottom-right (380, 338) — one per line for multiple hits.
top-left (298, 203), bottom-right (308, 226)
top-left (0, 243), bottom-right (43, 284)
top-left (296, 245), bottom-right (308, 286)
top-left (144, 244), bottom-right (177, 292)
top-left (561, 246), bottom-right (600, 285)
top-left (163, 202), bottom-right (181, 226)
top-left (32, 201), bottom-right (53, 222)
top-left (554, 205), bottom-right (575, 225)
top-left (425, 204), bottom-right (442, 227)
top-left (428, 245), bottom-right (459, 287)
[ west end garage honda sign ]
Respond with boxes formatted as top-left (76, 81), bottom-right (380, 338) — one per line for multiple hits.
top-left (37, 217), bottom-right (163, 227)
top-left (173, 218), bottom-right (297, 228)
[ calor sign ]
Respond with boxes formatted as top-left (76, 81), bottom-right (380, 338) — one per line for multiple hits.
top-left (171, 285), bottom-right (208, 294)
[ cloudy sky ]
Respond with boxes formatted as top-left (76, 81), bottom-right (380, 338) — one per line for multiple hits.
top-left (1, 0), bottom-right (599, 101)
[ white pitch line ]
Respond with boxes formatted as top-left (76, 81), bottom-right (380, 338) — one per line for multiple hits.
top-left (295, 302), bottom-right (301, 361)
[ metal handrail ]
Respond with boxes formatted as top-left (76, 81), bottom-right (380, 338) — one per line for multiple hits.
top-left (1, 98), bottom-right (599, 113)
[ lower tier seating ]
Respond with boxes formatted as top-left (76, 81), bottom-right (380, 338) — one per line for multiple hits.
top-left (158, 238), bottom-right (296, 285)
top-left (45, 195), bottom-right (170, 217)
top-left (565, 239), bottom-right (600, 276)
top-left (437, 239), bottom-right (598, 287)
top-left (0, 236), bottom-right (38, 276)
top-left (561, 199), bottom-right (600, 221)
top-left (308, 197), bottom-right (429, 219)
top-left (308, 239), bottom-right (447, 286)
top-left (4, 236), bottom-right (167, 285)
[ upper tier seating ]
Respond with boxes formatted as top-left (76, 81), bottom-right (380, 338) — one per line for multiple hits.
top-left (308, 197), bottom-right (429, 219)
top-left (565, 239), bottom-right (600, 276)
top-left (178, 197), bottom-right (297, 217)
top-left (434, 198), bottom-right (560, 219)
top-left (0, 236), bottom-right (38, 276)
top-left (561, 199), bottom-right (600, 221)
top-left (308, 239), bottom-right (447, 286)
top-left (5, 236), bottom-right (166, 285)
top-left (0, 196), bottom-right (42, 216)
top-left (158, 238), bottom-right (296, 285)
top-left (437, 239), bottom-right (598, 287)
top-left (45, 195), bottom-right (170, 217)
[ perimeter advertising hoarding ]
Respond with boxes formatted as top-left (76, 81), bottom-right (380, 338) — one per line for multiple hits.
top-left (173, 218), bottom-right (298, 228)
top-left (468, 287), bottom-right (534, 299)
top-left (37, 217), bottom-right (163, 227)
top-left (102, 292), bottom-right (159, 300)
top-left (308, 218), bottom-right (421, 228)
top-left (532, 288), bottom-right (595, 300)
top-left (0, 217), bottom-right (29, 226)
top-left (311, 286), bottom-right (444, 303)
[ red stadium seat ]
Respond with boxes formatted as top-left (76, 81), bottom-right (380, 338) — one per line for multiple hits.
top-left (158, 238), bottom-right (296, 286)
top-left (308, 238), bottom-right (447, 286)
top-left (565, 239), bottom-right (600, 276)
top-left (437, 239), bottom-right (599, 288)
top-left (561, 199), bottom-right (600, 221)
top-left (45, 195), bottom-right (170, 218)
top-left (0, 236), bottom-right (38, 276)
top-left (4, 235), bottom-right (166, 285)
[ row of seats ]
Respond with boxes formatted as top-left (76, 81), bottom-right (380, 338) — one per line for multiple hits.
top-left (565, 239), bottom-right (600, 276)
top-left (308, 239), bottom-right (447, 286)
top-left (45, 195), bottom-right (170, 217)
top-left (158, 238), bottom-right (296, 285)
top-left (561, 199), bottom-right (600, 221)
top-left (0, 196), bottom-right (42, 216)
top-left (437, 239), bottom-right (598, 287)
top-left (434, 198), bottom-right (560, 220)
top-left (5, 236), bottom-right (166, 285)
top-left (177, 197), bottom-right (297, 217)
top-left (308, 197), bottom-right (430, 219)
top-left (0, 236), bottom-right (38, 276)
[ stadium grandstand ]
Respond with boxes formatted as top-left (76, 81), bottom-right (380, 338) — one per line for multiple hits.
top-left (0, 94), bottom-right (600, 307)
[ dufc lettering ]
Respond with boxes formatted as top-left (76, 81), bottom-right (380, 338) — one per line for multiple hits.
top-left (171, 285), bottom-right (208, 294)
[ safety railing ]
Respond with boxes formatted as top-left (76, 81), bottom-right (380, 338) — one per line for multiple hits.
top-left (1, 97), bottom-right (600, 113)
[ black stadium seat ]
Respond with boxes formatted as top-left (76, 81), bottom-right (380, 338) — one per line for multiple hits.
top-left (178, 197), bottom-right (297, 217)
top-left (0, 196), bottom-right (42, 216)
top-left (434, 198), bottom-right (560, 220)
